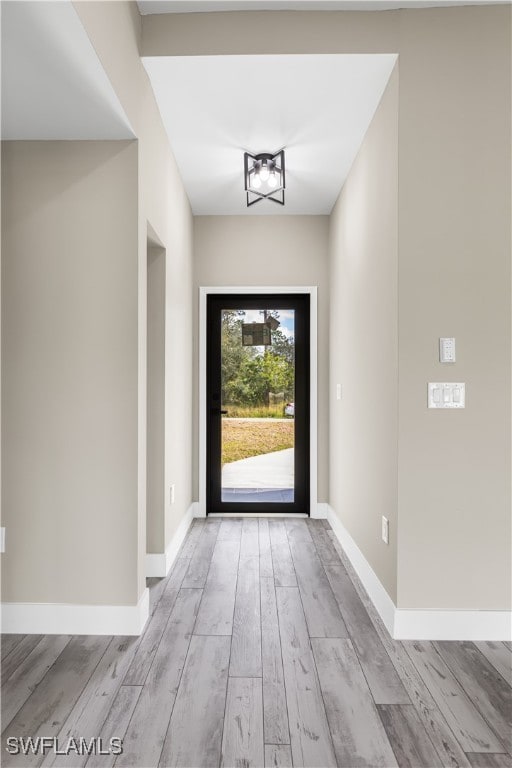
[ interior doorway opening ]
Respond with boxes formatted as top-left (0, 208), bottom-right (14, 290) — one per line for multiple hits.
top-left (146, 229), bottom-right (166, 558)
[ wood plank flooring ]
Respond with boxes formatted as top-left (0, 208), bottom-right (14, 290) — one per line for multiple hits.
top-left (2, 517), bottom-right (511, 768)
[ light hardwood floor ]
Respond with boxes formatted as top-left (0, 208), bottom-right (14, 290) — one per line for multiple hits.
top-left (2, 517), bottom-right (511, 768)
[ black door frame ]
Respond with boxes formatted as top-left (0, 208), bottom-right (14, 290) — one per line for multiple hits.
top-left (206, 293), bottom-right (310, 516)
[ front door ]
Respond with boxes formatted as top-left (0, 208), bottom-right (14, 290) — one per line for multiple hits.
top-left (207, 294), bottom-right (310, 515)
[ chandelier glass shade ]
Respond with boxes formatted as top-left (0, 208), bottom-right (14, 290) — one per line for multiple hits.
top-left (244, 150), bottom-right (285, 207)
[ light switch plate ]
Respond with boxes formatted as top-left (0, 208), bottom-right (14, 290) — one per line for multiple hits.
top-left (336, 383), bottom-right (342, 400)
top-left (428, 382), bottom-right (465, 408)
top-left (0, 527), bottom-right (5, 553)
top-left (381, 517), bottom-right (389, 545)
top-left (439, 337), bottom-right (456, 363)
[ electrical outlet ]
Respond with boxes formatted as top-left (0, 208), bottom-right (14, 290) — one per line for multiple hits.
top-left (170, 485), bottom-right (175, 505)
top-left (381, 516), bottom-right (389, 545)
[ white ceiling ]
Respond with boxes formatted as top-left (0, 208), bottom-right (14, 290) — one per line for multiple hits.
top-left (143, 54), bottom-right (397, 215)
top-left (138, 0), bottom-right (508, 13)
top-left (4, 0), bottom-right (503, 215)
top-left (1, 1), bottom-right (134, 140)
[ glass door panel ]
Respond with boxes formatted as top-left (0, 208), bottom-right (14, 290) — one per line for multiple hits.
top-left (220, 308), bottom-right (295, 503)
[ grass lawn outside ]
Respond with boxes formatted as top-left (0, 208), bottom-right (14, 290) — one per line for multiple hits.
top-left (222, 418), bottom-right (294, 466)
top-left (223, 404), bottom-right (292, 419)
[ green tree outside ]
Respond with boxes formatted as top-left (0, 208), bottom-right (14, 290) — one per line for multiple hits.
top-left (221, 310), bottom-right (294, 410)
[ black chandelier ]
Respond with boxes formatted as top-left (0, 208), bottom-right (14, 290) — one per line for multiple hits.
top-left (244, 149), bottom-right (285, 207)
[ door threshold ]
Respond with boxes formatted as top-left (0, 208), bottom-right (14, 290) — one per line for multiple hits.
top-left (207, 512), bottom-right (309, 518)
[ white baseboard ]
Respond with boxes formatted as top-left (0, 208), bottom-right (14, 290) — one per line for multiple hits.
top-left (190, 501), bottom-right (200, 518)
top-left (146, 502), bottom-right (195, 578)
top-left (145, 553), bottom-right (167, 577)
top-left (193, 500), bottom-right (206, 518)
top-left (311, 502), bottom-right (329, 519)
top-left (327, 505), bottom-right (512, 641)
top-left (393, 608), bottom-right (512, 641)
top-left (164, 503), bottom-right (194, 573)
top-left (1, 588), bottom-right (149, 636)
top-left (326, 505), bottom-right (396, 636)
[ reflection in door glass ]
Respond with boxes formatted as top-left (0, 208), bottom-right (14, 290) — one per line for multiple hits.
top-left (221, 309), bottom-right (295, 502)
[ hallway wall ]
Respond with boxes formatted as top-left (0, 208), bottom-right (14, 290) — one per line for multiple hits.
top-left (2, 140), bottom-right (139, 605)
top-left (329, 66), bottom-right (399, 602)
top-left (2, 2), bottom-right (508, 629)
top-left (158, 4), bottom-right (512, 614)
top-left (396, 8), bottom-right (511, 611)
top-left (74, 1), bottom-right (194, 597)
top-left (328, 7), bottom-right (511, 612)
top-left (193, 215), bottom-right (329, 503)
top-left (2, 1), bottom-right (194, 618)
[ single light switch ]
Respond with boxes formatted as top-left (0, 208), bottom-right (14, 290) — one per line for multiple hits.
top-left (439, 337), bottom-right (456, 363)
top-left (336, 383), bottom-right (342, 400)
top-left (428, 383), bottom-right (465, 408)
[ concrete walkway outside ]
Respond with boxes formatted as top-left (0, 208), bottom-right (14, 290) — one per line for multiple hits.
top-left (222, 447), bottom-right (294, 489)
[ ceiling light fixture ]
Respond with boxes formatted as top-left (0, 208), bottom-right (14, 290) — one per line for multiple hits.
top-left (244, 150), bottom-right (285, 207)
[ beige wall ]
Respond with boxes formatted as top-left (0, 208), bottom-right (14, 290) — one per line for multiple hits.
top-left (74, 1), bottom-right (194, 596)
top-left (396, 8), bottom-right (511, 610)
top-left (193, 215), bottom-right (330, 501)
top-left (2, 141), bottom-right (139, 605)
top-left (142, 9), bottom-right (398, 56)
top-left (1, 1), bottom-right (194, 609)
top-left (175, 4), bottom-right (510, 612)
top-left (329, 66), bottom-right (399, 602)
top-left (147, 244), bottom-right (165, 555)
top-left (2, 3), bottom-right (509, 618)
